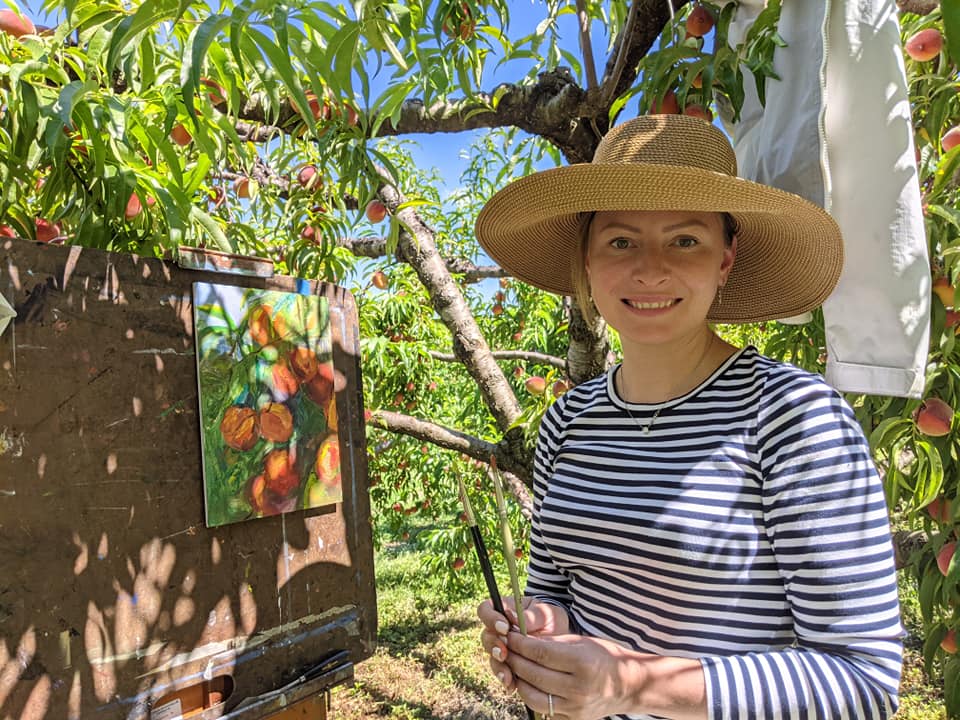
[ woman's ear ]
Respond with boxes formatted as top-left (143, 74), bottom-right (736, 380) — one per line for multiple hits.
top-left (720, 235), bottom-right (737, 284)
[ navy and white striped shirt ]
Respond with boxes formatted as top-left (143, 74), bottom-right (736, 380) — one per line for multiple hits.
top-left (525, 346), bottom-right (903, 719)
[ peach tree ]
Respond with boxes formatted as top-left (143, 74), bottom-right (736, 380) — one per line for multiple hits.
top-left (0, 0), bottom-right (956, 711)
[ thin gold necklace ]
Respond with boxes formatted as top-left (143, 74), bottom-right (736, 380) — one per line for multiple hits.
top-left (618, 335), bottom-right (717, 435)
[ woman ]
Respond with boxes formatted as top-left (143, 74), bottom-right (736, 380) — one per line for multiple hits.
top-left (473, 115), bottom-right (903, 719)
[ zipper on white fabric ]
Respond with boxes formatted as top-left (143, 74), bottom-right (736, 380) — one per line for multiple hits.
top-left (817, 0), bottom-right (833, 213)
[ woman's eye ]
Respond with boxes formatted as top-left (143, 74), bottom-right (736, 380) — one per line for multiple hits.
top-left (611, 237), bottom-right (630, 249)
top-left (675, 236), bottom-right (699, 248)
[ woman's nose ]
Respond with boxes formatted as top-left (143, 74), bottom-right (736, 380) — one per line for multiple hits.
top-left (629, 246), bottom-right (670, 284)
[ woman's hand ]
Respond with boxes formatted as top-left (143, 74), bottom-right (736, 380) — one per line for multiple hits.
top-left (501, 632), bottom-right (646, 720)
top-left (477, 597), bottom-right (569, 690)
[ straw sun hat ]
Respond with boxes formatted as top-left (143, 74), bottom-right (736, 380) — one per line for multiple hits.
top-left (474, 114), bottom-right (843, 324)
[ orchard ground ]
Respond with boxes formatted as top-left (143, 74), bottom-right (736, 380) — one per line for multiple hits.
top-left (331, 527), bottom-right (947, 720)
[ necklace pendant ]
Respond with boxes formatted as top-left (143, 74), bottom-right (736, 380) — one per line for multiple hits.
top-left (643, 425), bottom-right (651, 434)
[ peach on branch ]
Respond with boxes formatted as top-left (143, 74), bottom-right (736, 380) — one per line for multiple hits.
top-left (914, 397), bottom-right (954, 437)
top-left (492, 304), bottom-right (503, 316)
top-left (34, 218), bottom-right (60, 243)
top-left (297, 164), bottom-right (320, 190)
top-left (170, 123), bottom-right (192, 146)
top-left (0, 9), bottom-right (35, 38)
top-left (938, 541), bottom-right (957, 576)
top-left (904, 27), bottom-right (942, 62)
top-left (683, 104), bottom-right (713, 122)
top-left (365, 200), bottom-right (388, 223)
top-left (315, 434), bottom-right (341, 488)
top-left (259, 402), bottom-right (294, 443)
top-left (650, 90), bottom-right (679, 115)
top-left (371, 270), bottom-right (389, 289)
top-left (200, 77), bottom-right (226, 105)
top-left (220, 405), bottom-right (259, 451)
top-left (942, 629), bottom-right (958, 654)
top-left (933, 276), bottom-right (955, 306)
top-left (125, 193), bottom-right (143, 220)
top-left (552, 379), bottom-right (569, 397)
top-left (233, 177), bottom-right (252, 199)
top-left (942, 125), bottom-right (960, 153)
top-left (525, 376), bottom-right (547, 395)
top-left (685, 4), bottom-right (714, 38)
top-left (264, 448), bottom-right (300, 497)
top-left (927, 496), bottom-right (952, 524)
top-left (442, 2), bottom-right (475, 41)
top-left (0, 225), bottom-right (15, 237)
top-left (451, 557), bottom-right (466, 570)
top-left (245, 474), bottom-right (269, 513)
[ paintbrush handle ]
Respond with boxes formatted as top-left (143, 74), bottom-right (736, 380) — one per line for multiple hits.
top-left (469, 525), bottom-right (506, 616)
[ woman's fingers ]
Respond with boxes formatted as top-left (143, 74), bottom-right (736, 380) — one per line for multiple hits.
top-left (513, 676), bottom-right (564, 719)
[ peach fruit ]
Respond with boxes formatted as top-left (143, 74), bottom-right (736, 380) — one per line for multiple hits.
top-left (525, 376), bottom-right (546, 395)
top-left (220, 405), bottom-right (259, 451)
top-left (915, 397), bottom-right (954, 437)
top-left (938, 541), bottom-right (957, 576)
top-left (0, 9), bottom-right (35, 37)
top-left (372, 270), bottom-right (389, 289)
top-left (905, 28), bottom-right (942, 62)
top-left (685, 4), bottom-right (714, 38)
top-left (366, 200), bottom-right (387, 223)
top-left (259, 402), bottom-right (293, 443)
top-left (170, 123), bottom-right (192, 146)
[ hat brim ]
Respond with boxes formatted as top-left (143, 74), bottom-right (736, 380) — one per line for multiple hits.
top-left (475, 163), bottom-right (843, 323)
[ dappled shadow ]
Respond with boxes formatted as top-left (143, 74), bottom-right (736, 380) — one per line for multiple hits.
top-left (0, 240), bottom-right (376, 719)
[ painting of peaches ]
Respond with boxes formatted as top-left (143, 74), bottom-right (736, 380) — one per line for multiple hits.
top-left (193, 282), bottom-right (343, 527)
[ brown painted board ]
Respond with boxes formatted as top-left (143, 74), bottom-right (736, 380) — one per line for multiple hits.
top-left (0, 239), bottom-right (376, 720)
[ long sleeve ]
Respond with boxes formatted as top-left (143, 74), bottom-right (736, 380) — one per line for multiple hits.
top-left (700, 371), bottom-right (904, 719)
top-left (524, 399), bottom-right (574, 607)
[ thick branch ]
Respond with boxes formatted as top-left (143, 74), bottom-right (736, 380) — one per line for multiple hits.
top-left (429, 349), bottom-right (565, 370)
top-left (365, 410), bottom-right (530, 486)
top-left (896, 0), bottom-right (939, 13)
top-left (376, 177), bottom-right (523, 431)
top-left (566, 302), bottom-right (612, 384)
top-left (335, 237), bottom-right (504, 281)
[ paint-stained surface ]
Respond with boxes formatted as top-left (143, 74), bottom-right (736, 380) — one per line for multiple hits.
top-left (0, 239), bottom-right (376, 719)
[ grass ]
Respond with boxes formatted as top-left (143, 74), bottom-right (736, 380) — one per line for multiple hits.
top-left (331, 540), bottom-right (947, 719)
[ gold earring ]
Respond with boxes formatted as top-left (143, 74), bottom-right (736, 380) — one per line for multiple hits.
top-left (716, 284), bottom-right (723, 305)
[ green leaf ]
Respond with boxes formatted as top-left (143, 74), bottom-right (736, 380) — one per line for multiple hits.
top-left (106, 0), bottom-right (179, 75)
top-left (181, 13), bottom-right (232, 123)
top-left (942, 0), bottom-right (960, 70)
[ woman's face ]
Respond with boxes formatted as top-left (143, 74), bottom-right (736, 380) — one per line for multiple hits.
top-left (585, 210), bottom-right (736, 347)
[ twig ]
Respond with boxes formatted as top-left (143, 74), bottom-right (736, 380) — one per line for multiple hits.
top-left (601, 0), bottom-right (642, 108)
top-left (575, 0), bottom-right (599, 90)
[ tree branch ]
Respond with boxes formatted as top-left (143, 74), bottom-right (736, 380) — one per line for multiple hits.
top-left (576, 0), bottom-right (599, 90)
top-left (896, 0), bottom-right (939, 13)
top-left (336, 236), bottom-right (504, 282)
top-left (429, 349), bottom-right (566, 370)
top-left (365, 409), bottom-right (531, 486)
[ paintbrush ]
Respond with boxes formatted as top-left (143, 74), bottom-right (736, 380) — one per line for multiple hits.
top-left (457, 467), bottom-right (538, 720)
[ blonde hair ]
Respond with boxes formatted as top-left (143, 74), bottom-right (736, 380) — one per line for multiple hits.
top-left (570, 212), bottom-right (596, 320)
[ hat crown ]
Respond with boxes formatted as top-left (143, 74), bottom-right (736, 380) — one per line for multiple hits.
top-left (593, 115), bottom-right (738, 176)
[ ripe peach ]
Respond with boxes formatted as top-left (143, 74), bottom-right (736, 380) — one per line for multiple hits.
top-left (442, 2), bottom-right (475, 41)
top-left (300, 225), bottom-right (319, 243)
top-left (492, 303), bottom-right (503, 316)
top-left (934, 276), bottom-right (955, 307)
top-left (942, 125), bottom-right (960, 153)
top-left (513, 366), bottom-right (523, 379)
top-left (691, 73), bottom-right (703, 89)
top-left (372, 270), bottom-right (389, 289)
top-left (315, 434), bottom-right (341, 488)
top-left (651, 90), bottom-right (679, 115)
top-left (927, 496), bottom-right (952, 524)
top-left (34, 218), bottom-right (60, 243)
top-left (0, 225), bottom-right (15, 237)
top-left (264, 448), bottom-right (300, 497)
top-left (451, 557), bottom-right (466, 570)
top-left (245, 474), bottom-right (268, 513)
top-left (685, 4), bottom-right (714, 38)
top-left (170, 123), bottom-right (192, 146)
top-left (499, 278), bottom-right (510, 289)
top-left (0, 9), bottom-right (35, 37)
top-left (525, 376), bottom-right (546, 395)
top-left (915, 397), bottom-right (954, 437)
top-left (220, 405), bottom-right (259, 451)
top-left (938, 541), bottom-right (957, 576)
top-left (683, 104), bottom-right (713, 122)
top-left (233, 177), bottom-right (252, 199)
top-left (297, 164), bottom-right (320, 190)
top-left (259, 402), bottom-right (294, 443)
top-left (512, 331), bottom-right (523, 342)
top-left (942, 629), bottom-right (958, 654)
top-left (366, 200), bottom-right (387, 223)
top-left (125, 193), bottom-right (142, 220)
top-left (552, 379), bottom-right (569, 397)
top-left (905, 27), bottom-right (942, 62)
top-left (200, 77), bottom-right (226, 105)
